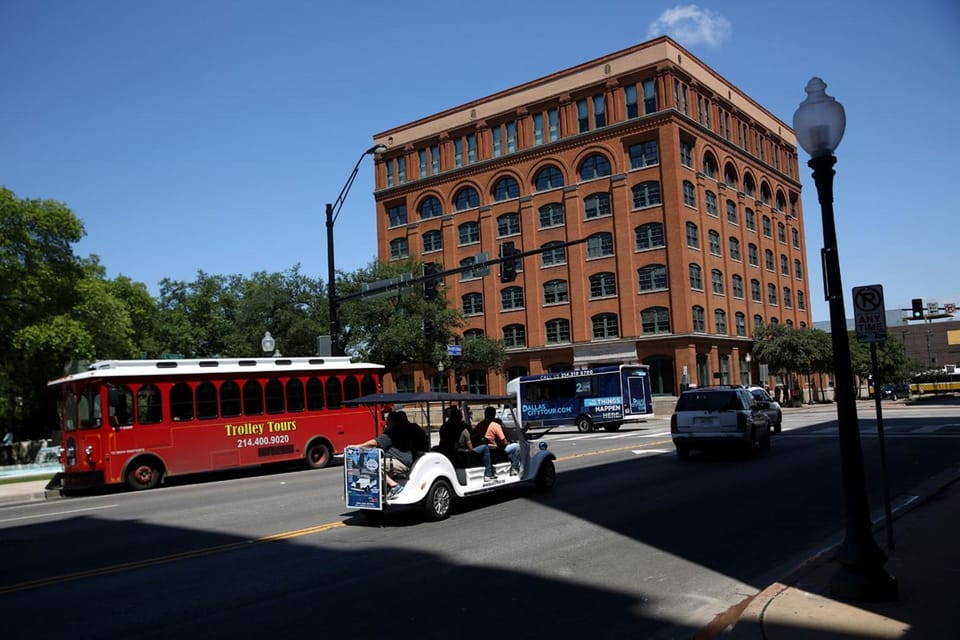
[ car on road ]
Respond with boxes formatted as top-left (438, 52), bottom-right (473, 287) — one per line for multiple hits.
top-left (746, 386), bottom-right (783, 433)
top-left (671, 386), bottom-right (771, 458)
top-left (880, 383), bottom-right (911, 400)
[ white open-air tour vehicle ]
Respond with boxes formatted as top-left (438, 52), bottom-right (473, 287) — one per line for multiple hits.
top-left (343, 391), bottom-right (557, 521)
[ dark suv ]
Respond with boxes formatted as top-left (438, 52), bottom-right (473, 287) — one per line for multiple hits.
top-left (671, 387), bottom-right (771, 458)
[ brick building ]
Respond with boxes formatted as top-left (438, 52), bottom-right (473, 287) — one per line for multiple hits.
top-left (370, 36), bottom-right (812, 397)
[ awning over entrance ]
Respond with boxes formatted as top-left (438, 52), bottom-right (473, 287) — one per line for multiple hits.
top-left (572, 341), bottom-right (639, 366)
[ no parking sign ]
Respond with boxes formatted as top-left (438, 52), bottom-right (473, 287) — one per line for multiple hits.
top-left (853, 284), bottom-right (887, 344)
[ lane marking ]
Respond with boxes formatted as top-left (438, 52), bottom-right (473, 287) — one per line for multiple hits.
top-left (632, 449), bottom-right (672, 456)
top-left (0, 504), bottom-right (119, 525)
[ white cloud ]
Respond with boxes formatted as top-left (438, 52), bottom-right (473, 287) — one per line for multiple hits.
top-left (646, 5), bottom-right (732, 48)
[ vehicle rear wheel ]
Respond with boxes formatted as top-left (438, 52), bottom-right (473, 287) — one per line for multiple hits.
top-left (602, 423), bottom-right (621, 432)
top-left (424, 479), bottom-right (453, 521)
top-left (759, 429), bottom-right (771, 451)
top-left (576, 417), bottom-right (594, 433)
top-left (126, 460), bottom-right (162, 490)
top-left (305, 441), bottom-right (332, 469)
top-left (773, 416), bottom-right (782, 434)
top-left (535, 459), bottom-right (556, 491)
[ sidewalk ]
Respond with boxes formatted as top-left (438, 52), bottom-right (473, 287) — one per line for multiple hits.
top-left (710, 470), bottom-right (960, 639)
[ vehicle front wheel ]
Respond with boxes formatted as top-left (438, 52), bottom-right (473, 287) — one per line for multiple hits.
top-left (305, 441), bottom-right (332, 469)
top-left (773, 416), bottom-right (782, 434)
top-left (424, 479), bottom-right (453, 521)
top-left (535, 459), bottom-right (556, 491)
top-left (126, 460), bottom-right (162, 490)
top-left (576, 417), bottom-right (594, 433)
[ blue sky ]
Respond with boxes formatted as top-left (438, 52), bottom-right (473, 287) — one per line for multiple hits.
top-left (2, 0), bottom-right (958, 324)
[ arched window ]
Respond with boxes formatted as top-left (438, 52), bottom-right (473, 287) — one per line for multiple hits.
top-left (197, 382), bottom-right (218, 420)
top-left (219, 381), bottom-right (240, 418)
top-left (545, 318), bottom-right (571, 343)
top-left (458, 221), bottom-right (480, 245)
top-left (638, 265), bottom-right (667, 291)
top-left (500, 286), bottom-right (524, 310)
top-left (589, 272), bottom-right (616, 298)
top-left (579, 154), bottom-right (611, 180)
top-left (242, 380), bottom-right (263, 416)
top-left (702, 153), bottom-right (718, 178)
top-left (503, 324), bottom-right (526, 348)
top-left (715, 309), bottom-right (727, 334)
top-left (686, 222), bottom-right (699, 248)
top-left (692, 306), bottom-right (705, 332)
top-left (419, 196), bottom-right (442, 219)
top-left (454, 186), bottom-right (479, 210)
top-left (497, 212), bottom-right (520, 237)
top-left (266, 379), bottom-right (284, 414)
top-left (724, 164), bottom-right (738, 188)
top-left (587, 232), bottom-right (614, 258)
top-left (422, 230), bottom-right (442, 253)
top-left (464, 328), bottom-right (485, 340)
top-left (592, 313), bottom-right (619, 339)
top-left (631, 181), bottom-right (662, 208)
top-left (641, 307), bottom-right (670, 334)
top-left (534, 165), bottom-right (564, 191)
top-left (635, 223), bottom-right (664, 250)
top-left (584, 192), bottom-right (611, 218)
top-left (683, 180), bottom-right (697, 207)
top-left (540, 241), bottom-right (566, 266)
top-left (171, 382), bottom-right (195, 421)
top-left (389, 237), bottom-right (409, 260)
top-left (325, 377), bottom-right (343, 409)
top-left (462, 292), bottom-right (483, 315)
top-left (306, 377), bottom-right (324, 411)
top-left (543, 279), bottom-right (569, 304)
top-left (493, 176), bottom-right (520, 201)
top-left (343, 376), bottom-right (360, 401)
top-left (689, 263), bottom-right (703, 289)
top-left (286, 378), bottom-right (305, 412)
top-left (539, 203), bottom-right (563, 228)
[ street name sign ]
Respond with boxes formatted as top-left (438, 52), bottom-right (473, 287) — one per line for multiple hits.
top-left (853, 284), bottom-right (887, 344)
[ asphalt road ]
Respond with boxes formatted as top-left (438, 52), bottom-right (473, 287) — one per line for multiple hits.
top-left (2, 400), bottom-right (958, 639)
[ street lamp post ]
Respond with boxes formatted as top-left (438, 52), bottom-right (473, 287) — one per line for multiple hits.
top-left (794, 78), bottom-right (897, 601)
top-left (326, 143), bottom-right (388, 356)
top-left (261, 332), bottom-right (275, 358)
top-left (745, 352), bottom-right (752, 386)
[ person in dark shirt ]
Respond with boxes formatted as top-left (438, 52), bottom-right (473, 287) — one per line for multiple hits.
top-left (438, 406), bottom-right (495, 480)
top-left (353, 410), bottom-right (428, 498)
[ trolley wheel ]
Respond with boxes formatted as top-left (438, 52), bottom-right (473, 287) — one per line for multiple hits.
top-left (305, 441), bottom-right (332, 469)
top-left (576, 416), bottom-right (594, 433)
top-left (535, 459), bottom-right (556, 491)
top-left (424, 478), bottom-right (453, 521)
top-left (126, 460), bottom-right (162, 490)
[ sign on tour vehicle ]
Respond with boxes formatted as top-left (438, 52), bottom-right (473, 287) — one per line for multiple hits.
top-left (345, 446), bottom-right (382, 510)
top-left (853, 284), bottom-right (887, 344)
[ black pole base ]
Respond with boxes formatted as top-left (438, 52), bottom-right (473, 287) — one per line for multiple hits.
top-left (830, 563), bottom-right (899, 602)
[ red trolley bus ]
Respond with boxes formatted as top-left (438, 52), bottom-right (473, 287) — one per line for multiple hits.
top-left (47, 356), bottom-right (384, 491)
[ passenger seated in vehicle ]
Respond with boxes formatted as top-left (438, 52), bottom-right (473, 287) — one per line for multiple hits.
top-left (475, 406), bottom-right (521, 476)
top-left (350, 410), bottom-right (429, 499)
top-left (438, 406), bottom-right (495, 480)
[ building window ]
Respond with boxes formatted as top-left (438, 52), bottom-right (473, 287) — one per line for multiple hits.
top-left (543, 279), bottom-right (569, 304)
top-left (705, 191), bottom-right (718, 216)
top-left (592, 313), bottom-right (619, 339)
top-left (454, 138), bottom-right (463, 168)
top-left (458, 221), bottom-right (480, 245)
top-left (631, 181), bottom-right (662, 209)
top-left (629, 141), bottom-right (659, 169)
top-left (729, 237), bottom-right (741, 261)
top-left (577, 98), bottom-right (589, 132)
top-left (642, 78), bottom-right (656, 113)
top-left (708, 230), bottom-right (721, 256)
top-left (692, 305), bottom-right (706, 332)
top-left (794, 259), bottom-right (803, 279)
top-left (579, 154), bottom-right (611, 180)
top-left (635, 223), bottom-right (664, 250)
top-left (748, 243), bottom-right (759, 266)
top-left (780, 254), bottom-right (790, 276)
top-left (754, 314), bottom-right (764, 331)
top-left (765, 249), bottom-right (775, 271)
top-left (686, 222), bottom-right (700, 249)
top-left (744, 175), bottom-right (756, 198)
top-left (593, 94), bottom-right (606, 128)
top-left (751, 279), bottom-right (761, 302)
top-left (548, 108), bottom-right (559, 141)
top-left (503, 324), bottom-right (526, 348)
top-left (715, 309), bottom-right (727, 334)
top-left (778, 222), bottom-right (786, 243)
top-left (430, 145), bottom-right (439, 174)
top-left (587, 232), bottom-right (614, 258)
top-left (768, 283), bottom-right (778, 305)
top-left (464, 329), bottom-right (484, 341)
top-left (455, 187), bottom-right (479, 210)
top-left (589, 272), bottom-right (617, 298)
top-left (389, 237), bottom-right (408, 260)
top-left (680, 140), bottom-right (694, 168)
top-left (689, 263), bottom-right (703, 289)
top-left (745, 208), bottom-right (756, 231)
top-left (762, 215), bottom-right (772, 237)
top-left (466, 370), bottom-right (487, 395)
top-left (462, 292), bottom-right (483, 315)
top-left (506, 121), bottom-right (517, 153)
top-left (732, 274), bottom-right (744, 298)
top-left (792, 228), bottom-right (800, 248)
top-left (497, 213), bottom-right (520, 237)
top-left (724, 166), bottom-right (738, 189)
top-left (711, 269), bottom-right (724, 295)
top-left (784, 287), bottom-right (793, 308)
top-left (726, 200), bottom-right (738, 224)
top-left (703, 154), bottom-right (717, 179)
top-left (460, 256), bottom-right (481, 281)
top-left (385, 158), bottom-right (394, 188)
top-left (492, 126), bottom-right (502, 157)
top-left (532, 114), bottom-right (543, 146)
top-left (493, 176), bottom-right (520, 201)
top-left (539, 203), bottom-right (564, 228)
top-left (641, 307), bottom-right (670, 334)
top-left (735, 312), bottom-right (747, 336)
top-left (625, 84), bottom-right (638, 118)
top-left (387, 204), bottom-right (407, 227)
top-left (584, 192), bottom-right (611, 219)
top-left (638, 264), bottom-right (667, 291)
top-left (535, 165), bottom-right (564, 191)
top-left (501, 286), bottom-right (524, 310)
top-left (545, 318), bottom-right (571, 344)
top-left (541, 241), bottom-right (566, 266)
top-left (419, 196), bottom-right (442, 219)
top-left (418, 149), bottom-right (426, 178)
top-left (798, 290), bottom-right (806, 311)
top-left (422, 230), bottom-right (442, 253)
top-left (683, 180), bottom-right (697, 207)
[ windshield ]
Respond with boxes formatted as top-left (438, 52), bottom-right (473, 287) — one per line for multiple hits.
top-left (676, 391), bottom-right (737, 412)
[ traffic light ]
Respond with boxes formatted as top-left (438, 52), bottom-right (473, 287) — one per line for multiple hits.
top-left (422, 262), bottom-right (441, 300)
top-left (911, 298), bottom-right (924, 320)
top-left (499, 242), bottom-right (520, 283)
top-left (422, 317), bottom-right (435, 339)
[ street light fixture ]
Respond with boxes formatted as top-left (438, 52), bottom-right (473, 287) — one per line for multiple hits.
top-left (744, 352), bottom-right (752, 387)
top-left (326, 143), bottom-right (388, 356)
top-left (261, 331), bottom-right (275, 358)
top-left (794, 78), bottom-right (897, 601)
